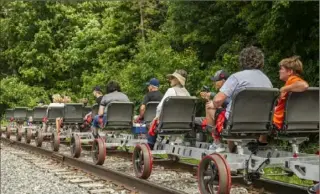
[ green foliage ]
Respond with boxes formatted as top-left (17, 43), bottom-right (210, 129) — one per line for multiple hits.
top-left (0, 1), bottom-right (318, 111)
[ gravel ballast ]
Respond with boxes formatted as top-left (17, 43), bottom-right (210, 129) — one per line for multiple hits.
top-left (1, 146), bottom-right (88, 194)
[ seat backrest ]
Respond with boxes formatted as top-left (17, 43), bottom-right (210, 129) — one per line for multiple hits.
top-left (5, 109), bottom-right (14, 120)
top-left (91, 104), bottom-right (99, 117)
top-left (144, 101), bottom-right (159, 124)
top-left (26, 109), bottom-right (33, 118)
top-left (284, 87), bottom-right (319, 133)
top-left (158, 96), bottom-right (197, 133)
top-left (33, 107), bottom-right (47, 122)
top-left (64, 103), bottom-right (84, 123)
top-left (223, 88), bottom-right (279, 135)
top-left (47, 106), bottom-right (64, 122)
top-left (105, 102), bottom-right (134, 129)
top-left (14, 107), bottom-right (28, 121)
top-left (83, 106), bottom-right (92, 117)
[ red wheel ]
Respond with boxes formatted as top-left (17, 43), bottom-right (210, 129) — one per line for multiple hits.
top-left (35, 130), bottom-right (43, 147)
top-left (92, 138), bottom-right (106, 165)
top-left (132, 143), bottom-right (153, 179)
top-left (71, 135), bottom-right (81, 158)
top-left (51, 132), bottom-right (60, 152)
top-left (16, 127), bottom-right (22, 141)
top-left (6, 127), bottom-right (11, 139)
top-left (198, 153), bottom-right (231, 194)
top-left (25, 128), bottom-right (32, 144)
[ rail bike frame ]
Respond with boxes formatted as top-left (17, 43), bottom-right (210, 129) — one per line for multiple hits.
top-left (132, 88), bottom-right (319, 194)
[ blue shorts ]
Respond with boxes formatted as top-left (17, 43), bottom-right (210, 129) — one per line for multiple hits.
top-left (92, 114), bottom-right (107, 129)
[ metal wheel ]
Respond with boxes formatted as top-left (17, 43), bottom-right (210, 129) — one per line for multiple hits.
top-left (6, 127), bottom-right (10, 139)
top-left (71, 135), bottom-right (81, 158)
top-left (51, 132), bottom-right (60, 152)
top-left (198, 153), bottom-right (231, 194)
top-left (132, 143), bottom-right (153, 179)
top-left (16, 127), bottom-right (22, 141)
top-left (25, 128), bottom-right (32, 144)
top-left (91, 138), bottom-right (106, 165)
top-left (35, 130), bottom-right (43, 147)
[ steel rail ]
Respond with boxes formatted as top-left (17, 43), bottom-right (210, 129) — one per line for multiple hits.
top-left (1, 137), bottom-right (309, 194)
top-left (1, 137), bottom-right (185, 194)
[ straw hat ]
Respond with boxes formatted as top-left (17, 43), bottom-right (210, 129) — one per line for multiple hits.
top-left (167, 69), bottom-right (187, 86)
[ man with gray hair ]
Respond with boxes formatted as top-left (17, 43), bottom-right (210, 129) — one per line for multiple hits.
top-left (206, 46), bottom-right (273, 153)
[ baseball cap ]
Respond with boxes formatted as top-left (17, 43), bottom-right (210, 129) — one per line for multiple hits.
top-left (210, 70), bottom-right (229, 81)
top-left (93, 86), bottom-right (102, 92)
top-left (146, 78), bottom-right (160, 87)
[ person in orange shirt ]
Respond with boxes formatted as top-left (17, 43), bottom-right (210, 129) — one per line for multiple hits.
top-left (258, 56), bottom-right (309, 144)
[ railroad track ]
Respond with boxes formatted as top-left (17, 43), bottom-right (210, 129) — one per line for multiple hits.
top-left (1, 136), bottom-right (309, 194)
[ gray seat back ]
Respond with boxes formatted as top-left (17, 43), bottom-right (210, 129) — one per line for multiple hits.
top-left (33, 107), bottom-right (47, 122)
top-left (144, 102), bottom-right (159, 124)
top-left (14, 107), bottom-right (28, 121)
top-left (83, 106), bottom-right (92, 117)
top-left (5, 109), bottom-right (14, 120)
top-left (158, 96), bottom-right (197, 133)
top-left (223, 88), bottom-right (279, 135)
top-left (91, 104), bottom-right (99, 117)
top-left (105, 102), bottom-right (134, 129)
top-left (26, 109), bottom-right (33, 118)
top-left (47, 106), bottom-right (64, 122)
top-left (64, 103), bottom-right (84, 123)
top-left (283, 87), bottom-right (319, 133)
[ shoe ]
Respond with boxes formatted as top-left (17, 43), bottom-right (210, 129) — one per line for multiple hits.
top-left (209, 143), bottom-right (225, 153)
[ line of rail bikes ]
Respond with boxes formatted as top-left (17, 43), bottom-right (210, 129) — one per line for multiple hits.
top-left (1, 87), bottom-right (319, 194)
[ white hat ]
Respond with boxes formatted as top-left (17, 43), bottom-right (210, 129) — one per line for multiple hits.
top-left (167, 70), bottom-right (186, 86)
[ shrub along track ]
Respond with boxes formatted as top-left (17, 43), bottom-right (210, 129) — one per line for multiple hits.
top-left (1, 136), bottom-right (308, 194)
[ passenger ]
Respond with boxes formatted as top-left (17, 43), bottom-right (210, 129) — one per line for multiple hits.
top-left (46, 94), bottom-right (71, 133)
top-left (91, 81), bottom-right (130, 137)
top-left (38, 100), bottom-right (45, 106)
top-left (258, 56), bottom-right (309, 144)
top-left (135, 78), bottom-right (163, 122)
top-left (147, 69), bottom-right (190, 150)
top-left (195, 70), bottom-right (230, 132)
top-left (206, 46), bottom-right (273, 153)
top-left (93, 86), bottom-right (103, 106)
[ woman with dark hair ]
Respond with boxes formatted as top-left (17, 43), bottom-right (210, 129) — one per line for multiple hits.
top-left (91, 81), bottom-right (129, 137)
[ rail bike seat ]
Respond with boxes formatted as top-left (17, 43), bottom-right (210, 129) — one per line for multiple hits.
top-left (104, 102), bottom-right (134, 130)
top-left (91, 104), bottom-right (99, 117)
top-left (33, 107), bottom-right (47, 123)
top-left (280, 87), bottom-right (319, 134)
top-left (47, 105), bottom-right (64, 123)
top-left (5, 109), bottom-right (14, 120)
top-left (14, 107), bottom-right (28, 122)
top-left (157, 96), bottom-right (197, 134)
top-left (144, 101), bottom-right (159, 126)
top-left (63, 103), bottom-right (84, 124)
top-left (83, 106), bottom-right (92, 118)
top-left (221, 88), bottom-right (279, 138)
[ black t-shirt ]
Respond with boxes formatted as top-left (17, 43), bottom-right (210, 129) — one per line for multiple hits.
top-left (142, 91), bottom-right (163, 105)
top-left (96, 96), bottom-right (103, 105)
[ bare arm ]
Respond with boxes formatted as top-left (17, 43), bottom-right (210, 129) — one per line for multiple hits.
top-left (139, 104), bottom-right (146, 117)
top-left (213, 92), bottom-right (227, 108)
top-left (98, 105), bottom-right (105, 116)
top-left (280, 81), bottom-right (309, 93)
